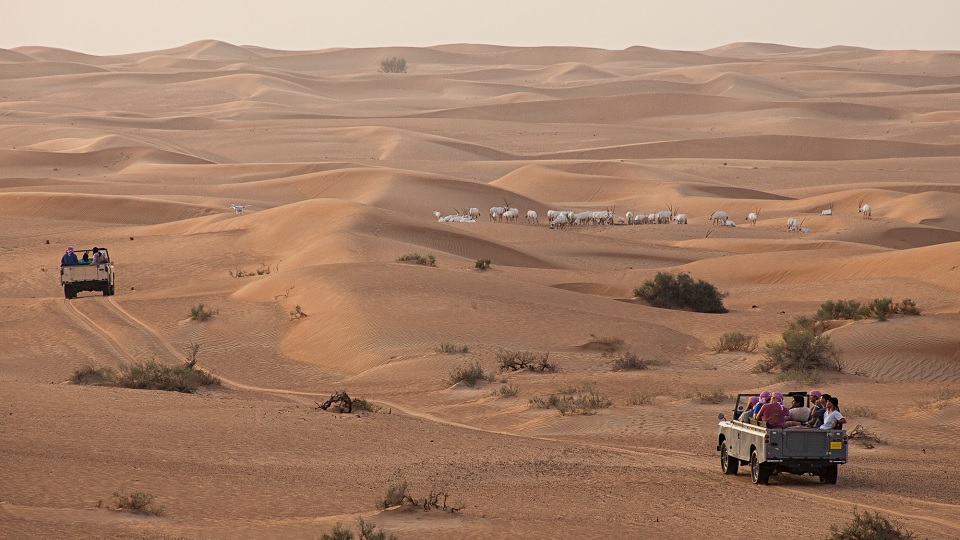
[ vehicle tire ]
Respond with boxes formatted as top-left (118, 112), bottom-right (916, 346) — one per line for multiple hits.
top-left (751, 449), bottom-right (770, 485)
top-left (721, 441), bottom-right (739, 475)
top-left (104, 283), bottom-right (114, 296)
top-left (819, 464), bottom-right (838, 485)
top-left (64, 285), bottom-right (76, 299)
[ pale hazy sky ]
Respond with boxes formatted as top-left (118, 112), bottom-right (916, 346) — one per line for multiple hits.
top-left (4, 1), bottom-right (960, 55)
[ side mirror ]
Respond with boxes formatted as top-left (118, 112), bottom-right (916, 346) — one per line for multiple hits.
top-left (718, 413), bottom-right (726, 420)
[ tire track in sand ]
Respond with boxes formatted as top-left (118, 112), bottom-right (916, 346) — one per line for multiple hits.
top-left (58, 297), bottom-right (960, 536)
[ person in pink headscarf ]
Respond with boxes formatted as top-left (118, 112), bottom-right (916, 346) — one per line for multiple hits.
top-left (757, 391), bottom-right (789, 429)
top-left (738, 395), bottom-right (761, 422)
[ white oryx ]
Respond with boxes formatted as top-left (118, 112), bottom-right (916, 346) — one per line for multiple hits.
top-left (503, 207), bottom-right (520, 223)
top-left (858, 198), bottom-right (872, 219)
top-left (786, 217), bottom-right (798, 232)
top-left (549, 213), bottom-right (569, 229)
top-left (489, 206), bottom-right (505, 222)
top-left (673, 213), bottom-right (688, 224)
top-left (722, 219), bottom-right (737, 227)
top-left (526, 210), bottom-right (539, 225)
top-left (230, 204), bottom-right (251, 215)
top-left (709, 211), bottom-right (728, 226)
top-left (746, 206), bottom-right (761, 226)
top-left (821, 203), bottom-right (833, 216)
top-left (625, 211), bottom-right (634, 225)
top-left (469, 207), bottom-right (481, 220)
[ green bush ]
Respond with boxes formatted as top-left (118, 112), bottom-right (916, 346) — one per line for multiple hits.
top-left (828, 508), bottom-right (915, 539)
top-left (815, 299), bottom-right (869, 321)
top-left (475, 259), bottom-right (491, 270)
top-left (492, 383), bottom-right (520, 397)
top-left (867, 298), bottom-right (893, 322)
top-left (634, 272), bottom-right (728, 313)
top-left (380, 57), bottom-right (407, 73)
top-left (611, 352), bottom-right (648, 371)
top-left (448, 361), bottom-right (487, 387)
top-left (714, 332), bottom-right (759, 353)
top-left (894, 298), bottom-right (921, 315)
top-left (397, 253), bottom-right (436, 266)
top-left (319, 522), bottom-right (354, 540)
top-left (71, 365), bottom-right (116, 385)
top-left (73, 360), bottom-right (220, 393)
top-left (757, 318), bottom-right (840, 373)
top-left (190, 303), bottom-right (217, 321)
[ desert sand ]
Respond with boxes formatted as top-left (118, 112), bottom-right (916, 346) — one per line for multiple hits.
top-left (1, 41), bottom-right (959, 539)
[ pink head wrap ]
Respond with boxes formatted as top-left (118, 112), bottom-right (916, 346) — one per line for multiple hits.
top-left (67, 246), bottom-right (74, 254)
top-left (759, 391), bottom-right (771, 400)
top-left (773, 392), bottom-right (784, 402)
top-left (747, 396), bottom-right (759, 407)
top-left (810, 390), bottom-right (822, 398)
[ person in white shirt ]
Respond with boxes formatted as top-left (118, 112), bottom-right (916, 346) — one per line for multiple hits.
top-left (820, 396), bottom-right (846, 430)
top-left (785, 395), bottom-right (811, 427)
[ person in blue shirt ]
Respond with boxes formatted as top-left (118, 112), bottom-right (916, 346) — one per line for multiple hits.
top-left (61, 246), bottom-right (79, 266)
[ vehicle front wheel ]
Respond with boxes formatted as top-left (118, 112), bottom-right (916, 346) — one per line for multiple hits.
top-left (819, 464), bottom-right (838, 485)
top-left (751, 449), bottom-right (770, 485)
top-left (721, 441), bottom-right (739, 475)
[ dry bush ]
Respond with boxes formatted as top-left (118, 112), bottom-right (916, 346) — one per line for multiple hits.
top-left (290, 305), bottom-right (307, 320)
top-left (530, 388), bottom-right (612, 415)
top-left (610, 352), bottom-right (648, 371)
top-left (376, 479), bottom-right (462, 514)
top-left (714, 332), bottom-right (759, 353)
top-left (628, 393), bottom-right (655, 405)
top-left (71, 365), bottom-right (116, 385)
top-left (448, 361), bottom-right (488, 387)
top-left (589, 334), bottom-right (625, 351)
top-left (436, 342), bottom-right (469, 354)
top-left (828, 508), bottom-right (914, 539)
top-left (74, 360), bottom-right (220, 393)
top-left (496, 349), bottom-right (556, 372)
top-left (351, 397), bottom-right (381, 413)
top-left (491, 383), bottom-right (519, 397)
top-left (847, 425), bottom-right (885, 449)
top-left (916, 386), bottom-right (960, 411)
top-left (845, 405), bottom-right (878, 419)
top-left (111, 491), bottom-right (163, 516)
top-left (475, 259), bottom-right (491, 270)
top-left (695, 388), bottom-right (729, 404)
top-left (893, 298), bottom-right (921, 316)
top-left (190, 303), bottom-right (217, 321)
top-left (396, 253), bottom-right (436, 266)
top-left (380, 57), bottom-right (407, 73)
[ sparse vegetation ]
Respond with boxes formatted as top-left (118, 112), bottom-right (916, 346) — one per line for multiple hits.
top-left (917, 386), bottom-right (960, 411)
top-left (845, 405), bottom-right (878, 419)
top-left (436, 342), bottom-right (469, 354)
top-left (377, 479), bottom-right (410, 510)
top-left (893, 298), bottom-right (921, 316)
top-left (111, 490), bottom-right (162, 515)
top-left (828, 508), bottom-right (914, 540)
top-left (73, 359), bottom-right (220, 393)
top-left (190, 303), bottom-right (217, 321)
top-left (755, 316), bottom-right (840, 373)
top-left (867, 298), bottom-right (893, 322)
top-left (530, 386), bottom-right (612, 415)
top-left (397, 253), bottom-right (436, 266)
top-left (357, 517), bottom-right (398, 540)
top-left (589, 334), bottom-right (625, 352)
top-left (475, 259), bottom-right (491, 270)
top-left (815, 297), bottom-right (922, 323)
top-left (380, 57), bottom-right (407, 73)
top-left (448, 361), bottom-right (488, 387)
top-left (376, 478), bottom-right (462, 514)
top-left (496, 349), bottom-right (557, 372)
top-left (229, 263), bottom-right (272, 278)
top-left (695, 388), bottom-right (729, 404)
top-left (492, 383), bottom-right (520, 397)
top-left (628, 392), bottom-right (655, 405)
top-left (351, 397), bottom-right (381, 413)
top-left (714, 332), bottom-right (759, 353)
top-left (319, 522), bottom-right (354, 540)
top-left (290, 305), bottom-right (307, 320)
top-left (610, 352), bottom-right (648, 371)
top-left (634, 271), bottom-right (728, 313)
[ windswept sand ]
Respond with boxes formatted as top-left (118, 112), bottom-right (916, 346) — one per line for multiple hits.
top-left (2, 41), bottom-right (960, 539)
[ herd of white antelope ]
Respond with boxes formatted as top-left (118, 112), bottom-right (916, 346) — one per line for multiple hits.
top-left (432, 199), bottom-right (874, 232)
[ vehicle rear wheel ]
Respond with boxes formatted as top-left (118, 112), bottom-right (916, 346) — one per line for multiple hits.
top-left (721, 441), bottom-right (739, 475)
top-left (104, 283), bottom-right (114, 296)
top-left (64, 285), bottom-right (76, 299)
top-left (819, 464), bottom-right (838, 485)
top-left (750, 449), bottom-right (770, 485)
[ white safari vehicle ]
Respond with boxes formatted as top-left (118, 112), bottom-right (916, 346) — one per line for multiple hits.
top-left (717, 392), bottom-right (848, 485)
top-left (60, 248), bottom-right (115, 299)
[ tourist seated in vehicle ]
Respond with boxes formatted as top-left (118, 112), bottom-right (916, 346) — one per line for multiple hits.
top-left (756, 391), bottom-right (788, 429)
top-left (738, 396), bottom-right (760, 422)
top-left (78, 252), bottom-right (91, 265)
top-left (61, 246), bottom-right (78, 266)
top-left (92, 247), bottom-right (107, 265)
top-left (784, 395), bottom-right (811, 427)
top-left (752, 391), bottom-right (771, 416)
top-left (806, 392), bottom-right (827, 428)
top-left (820, 397), bottom-right (846, 430)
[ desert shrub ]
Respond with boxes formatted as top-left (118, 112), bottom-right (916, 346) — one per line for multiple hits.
top-left (376, 479), bottom-right (461, 514)
top-left (634, 272), bottom-right (728, 313)
top-left (695, 388), bottom-right (729, 404)
top-left (828, 508), bottom-right (914, 539)
top-left (112, 491), bottom-right (162, 515)
top-left (351, 397), bottom-right (381, 413)
top-left (611, 352), bottom-right (648, 371)
top-left (917, 386), bottom-right (960, 411)
top-left (629, 393), bottom-right (655, 405)
top-left (492, 383), bottom-right (519, 397)
top-left (867, 298), bottom-right (894, 322)
top-left (190, 303), bottom-right (217, 321)
top-left (815, 299), bottom-right (869, 321)
top-left (757, 319), bottom-right (840, 373)
top-left (475, 259), bottom-right (491, 270)
top-left (893, 298), bottom-right (921, 316)
top-left (115, 359), bottom-right (220, 393)
top-left (845, 405), bottom-right (878, 419)
top-left (496, 349), bottom-right (556, 372)
top-left (71, 365), bottom-right (116, 385)
top-left (290, 305), bottom-right (307, 320)
top-left (436, 342), bottom-right (469, 354)
top-left (847, 425), bottom-right (885, 449)
top-left (320, 522), bottom-right (354, 540)
top-left (714, 332), bottom-right (759, 353)
top-left (380, 57), bottom-right (407, 73)
top-left (530, 389), bottom-right (612, 416)
top-left (397, 253), bottom-right (436, 266)
top-left (588, 334), bottom-right (625, 351)
top-left (377, 480), bottom-right (410, 510)
top-left (448, 361), bottom-right (487, 387)
top-left (357, 517), bottom-right (398, 540)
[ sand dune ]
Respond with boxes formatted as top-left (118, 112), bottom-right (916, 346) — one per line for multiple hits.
top-left (3, 42), bottom-right (960, 539)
